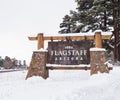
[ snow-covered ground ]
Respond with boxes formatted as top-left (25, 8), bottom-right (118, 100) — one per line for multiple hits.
top-left (0, 66), bottom-right (120, 100)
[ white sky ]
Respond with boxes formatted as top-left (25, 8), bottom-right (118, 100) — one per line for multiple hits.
top-left (0, 0), bottom-right (76, 64)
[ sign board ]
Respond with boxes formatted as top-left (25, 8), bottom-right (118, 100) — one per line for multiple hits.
top-left (47, 40), bottom-right (90, 65)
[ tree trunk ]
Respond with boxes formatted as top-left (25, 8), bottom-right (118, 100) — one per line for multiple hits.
top-left (104, 11), bottom-right (107, 31)
top-left (113, 0), bottom-right (120, 61)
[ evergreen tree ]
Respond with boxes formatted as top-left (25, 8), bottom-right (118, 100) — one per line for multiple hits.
top-left (0, 56), bottom-right (4, 67)
top-left (59, 0), bottom-right (120, 61)
top-left (59, 14), bottom-right (79, 33)
top-left (59, 0), bottom-right (113, 33)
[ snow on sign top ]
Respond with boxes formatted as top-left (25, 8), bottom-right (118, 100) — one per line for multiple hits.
top-left (44, 32), bottom-right (112, 37)
top-left (90, 48), bottom-right (106, 51)
top-left (28, 31), bottom-right (112, 37)
top-left (34, 48), bottom-right (48, 52)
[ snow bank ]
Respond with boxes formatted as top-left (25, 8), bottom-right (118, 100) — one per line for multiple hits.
top-left (0, 67), bottom-right (120, 100)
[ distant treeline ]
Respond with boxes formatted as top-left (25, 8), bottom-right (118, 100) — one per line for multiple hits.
top-left (0, 56), bottom-right (27, 69)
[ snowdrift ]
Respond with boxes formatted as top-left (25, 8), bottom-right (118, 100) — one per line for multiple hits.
top-left (0, 67), bottom-right (120, 100)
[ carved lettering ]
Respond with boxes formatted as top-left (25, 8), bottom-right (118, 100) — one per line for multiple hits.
top-left (48, 41), bottom-right (90, 65)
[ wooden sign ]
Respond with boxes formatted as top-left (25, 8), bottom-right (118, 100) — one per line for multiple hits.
top-left (47, 40), bottom-right (90, 65)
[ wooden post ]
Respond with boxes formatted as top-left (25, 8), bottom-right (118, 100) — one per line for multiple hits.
top-left (37, 33), bottom-right (44, 49)
top-left (95, 32), bottom-right (102, 48)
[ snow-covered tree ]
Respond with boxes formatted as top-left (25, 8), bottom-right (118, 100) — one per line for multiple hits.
top-left (59, 0), bottom-right (114, 33)
top-left (59, 0), bottom-right (120, 61)
top-left (59, 15), bottom-right (76, 33)
top-left (0, 56), bottom-right (4, 67)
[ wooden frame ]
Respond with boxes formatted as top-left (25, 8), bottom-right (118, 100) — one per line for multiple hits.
top-left (26, 32), bottom-right (112, 79)
top-left (28, 32), bottom-right (111, 49)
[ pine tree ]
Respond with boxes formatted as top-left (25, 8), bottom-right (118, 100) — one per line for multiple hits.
top-left (59, 0), bottom-right (113, 33)
top-left (59, 0), bottom-right (120, 61)
top-left (59, 15), bottom-right (77, 33)
top-left (0, 56), bottom-right (4, 67)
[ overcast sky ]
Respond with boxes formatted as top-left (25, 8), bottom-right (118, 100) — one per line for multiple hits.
top-left (0, 0), bottom-right (76, 64)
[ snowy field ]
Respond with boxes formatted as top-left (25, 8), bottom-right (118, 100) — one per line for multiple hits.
top-left (0, 66), bottom-right (120, 100)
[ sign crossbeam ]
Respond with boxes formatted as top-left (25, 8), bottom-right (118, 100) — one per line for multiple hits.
top-left (28, 35), bottom-right (111, 41)
top-left (28, 32), bottom-right (112, 49)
